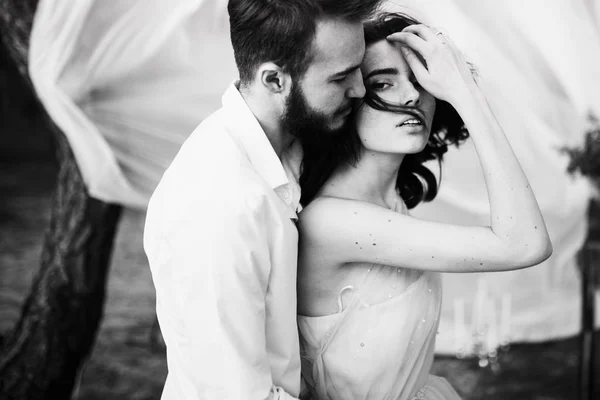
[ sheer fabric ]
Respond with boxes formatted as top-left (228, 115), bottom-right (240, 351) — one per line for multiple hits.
top-left (298, 202), bottom-right (460, 400)
top-left (29, 0), bottom-right (235, 207)
top-left (299, 270), bottom-right (460, 400)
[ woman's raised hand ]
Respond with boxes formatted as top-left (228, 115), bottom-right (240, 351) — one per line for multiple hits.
top-left (387, 25), bottom-right (477, 105)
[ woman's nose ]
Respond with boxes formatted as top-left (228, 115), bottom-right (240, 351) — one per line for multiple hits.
top-left (402, 81), bottom-right (421, 106)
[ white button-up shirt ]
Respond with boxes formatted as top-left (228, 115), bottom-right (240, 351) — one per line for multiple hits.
top-left (144, 83), bottom-right (302, 399)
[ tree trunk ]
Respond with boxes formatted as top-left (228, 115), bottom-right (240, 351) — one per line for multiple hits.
top-left (0, 1), bottom-right (123, 399)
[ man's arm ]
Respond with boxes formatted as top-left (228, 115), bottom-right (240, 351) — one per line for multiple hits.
top-left (146, 188), bottom-right (299, 399)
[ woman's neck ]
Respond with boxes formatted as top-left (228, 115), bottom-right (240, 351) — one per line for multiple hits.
top-left (323, 149), bottom-right (405, 209)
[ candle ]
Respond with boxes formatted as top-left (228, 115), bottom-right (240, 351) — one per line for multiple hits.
top-left (487, 297), bottom-right (498, 352)
top-left (500, 293), bottom-right (512, 342)
top-left (454, 297), bottom-right (465, 354)
top-left (473, 278), bottom-right (487, 334)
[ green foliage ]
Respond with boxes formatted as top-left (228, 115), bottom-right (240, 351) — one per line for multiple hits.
top-left (563, 114), bottom-right (600, 189)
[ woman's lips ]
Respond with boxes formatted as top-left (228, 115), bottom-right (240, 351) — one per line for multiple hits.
top-left (398, 118), bottom-right (423, 126)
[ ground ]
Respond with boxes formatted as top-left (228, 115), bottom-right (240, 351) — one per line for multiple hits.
top-left (0, 92), bottom-right (598, 400)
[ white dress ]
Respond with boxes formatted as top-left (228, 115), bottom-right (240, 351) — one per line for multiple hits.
top-left (298, 204), bottom-right (461, 400)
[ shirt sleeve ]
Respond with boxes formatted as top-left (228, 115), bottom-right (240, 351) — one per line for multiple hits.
top-left (146, 190), bottom-right (299, 400)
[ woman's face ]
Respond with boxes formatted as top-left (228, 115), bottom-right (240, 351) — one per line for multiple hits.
top-left (355, 39), bottom-right (436, 155)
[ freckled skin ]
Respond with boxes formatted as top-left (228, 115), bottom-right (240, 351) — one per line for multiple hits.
top-left (295, 23), bottom-right (552, 334)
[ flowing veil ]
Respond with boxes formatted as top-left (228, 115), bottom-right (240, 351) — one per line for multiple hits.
top-left (29, 0), bottom-right (235, 207)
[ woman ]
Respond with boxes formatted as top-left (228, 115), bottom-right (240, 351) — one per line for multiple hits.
top-left (296, 13), bottom-right (552, 400)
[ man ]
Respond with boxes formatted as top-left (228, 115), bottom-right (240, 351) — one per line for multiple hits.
top-left (143, 0), bottom-right (380, 398)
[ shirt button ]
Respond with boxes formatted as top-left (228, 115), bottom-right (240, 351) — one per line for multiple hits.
top-left (280, 188), bottom-right (292, 206)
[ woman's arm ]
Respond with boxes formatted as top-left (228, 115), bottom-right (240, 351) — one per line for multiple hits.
top-left (298, 25), bottom-right (552, 273)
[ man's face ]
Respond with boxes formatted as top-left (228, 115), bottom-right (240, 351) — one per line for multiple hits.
top-left (281, 79), bottom-right (347, 140)
top-left (284, 18), bottom-right (367, 135)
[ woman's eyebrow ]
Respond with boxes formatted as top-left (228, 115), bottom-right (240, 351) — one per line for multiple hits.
top-left (365, 67), bottom-right (398, 79)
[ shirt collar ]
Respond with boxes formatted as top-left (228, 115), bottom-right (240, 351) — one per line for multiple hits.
top-left (222, 82), bottom-right (302, 213)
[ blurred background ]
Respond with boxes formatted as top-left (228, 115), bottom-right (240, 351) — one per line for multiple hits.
top-left (1, 0), bottom-right (599, 399)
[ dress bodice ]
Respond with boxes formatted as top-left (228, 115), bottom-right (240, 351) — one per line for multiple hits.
top-left (297, 197), bottom-right (461, 400)
top-left (298, 266), bottom-right (455, 400)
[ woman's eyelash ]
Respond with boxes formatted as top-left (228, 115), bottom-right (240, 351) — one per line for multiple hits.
top-left (368, 78), bottom-right (420, 91)
top-left (370, 81), bottom-right (391, 90)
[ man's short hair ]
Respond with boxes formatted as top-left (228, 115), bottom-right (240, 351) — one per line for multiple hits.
top-left (228, 0), bottom-right (380, 85)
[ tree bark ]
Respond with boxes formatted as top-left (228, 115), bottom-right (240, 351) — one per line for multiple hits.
top-left (0, 1), bottom-right (123, 399)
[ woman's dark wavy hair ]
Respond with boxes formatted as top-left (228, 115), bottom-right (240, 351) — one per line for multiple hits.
top-left (299, 12), bottom-right (470, 209)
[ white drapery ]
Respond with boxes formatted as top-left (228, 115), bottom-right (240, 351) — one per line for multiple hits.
top-left (29, 0), bottom-right (600, 352)
top-left (29, 0), bottom-right (235, 208)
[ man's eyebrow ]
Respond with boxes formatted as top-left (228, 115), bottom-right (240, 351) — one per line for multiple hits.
top-left (330, 64), bottom-right (361, 79)
top-left (365, 67), bottom-right (399, 79)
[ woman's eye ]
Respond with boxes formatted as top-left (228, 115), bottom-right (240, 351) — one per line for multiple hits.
top-left (370, 81), bottom-right (391, 90)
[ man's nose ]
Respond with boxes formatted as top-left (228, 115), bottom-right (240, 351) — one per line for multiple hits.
top-left (346, 70), bottom-right (366, 99)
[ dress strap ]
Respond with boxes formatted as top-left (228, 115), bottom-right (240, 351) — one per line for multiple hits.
top-left (311, 265), bottom-right (376, 399)
top-left (337, 285), bottom-right (355, 313)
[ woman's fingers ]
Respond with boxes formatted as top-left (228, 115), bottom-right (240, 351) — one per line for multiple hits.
top-left (386, 32), bottom-right (432, 58)
top-left (401, 24), bottom-right (438, 42)
top-left (390, 23), bottom-right (475, 103)
top-left (399, 46), bottom-right (429, 80)
top-left (403, 24), bottom-right (455, 48)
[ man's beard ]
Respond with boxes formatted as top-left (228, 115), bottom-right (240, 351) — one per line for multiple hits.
top-left (280, 81), bottom-right (351, 141)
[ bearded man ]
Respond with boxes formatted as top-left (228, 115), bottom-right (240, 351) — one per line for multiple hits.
top-left (143, 0), bottom-right (380, 398)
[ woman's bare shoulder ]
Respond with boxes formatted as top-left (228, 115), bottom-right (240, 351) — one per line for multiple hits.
top-left (298, 196), bottom-right (347, 237)
top-left (298, 195), bottom-right (389, 243)
top-left (300, 195), bottom-right (364, 224)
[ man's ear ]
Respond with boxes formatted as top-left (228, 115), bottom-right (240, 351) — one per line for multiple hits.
top-left (257, 62), bottom-right (291, 94)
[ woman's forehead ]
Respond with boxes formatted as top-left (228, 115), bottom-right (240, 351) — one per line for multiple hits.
top-left (362, 40), bottom-right (408, 74)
